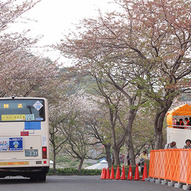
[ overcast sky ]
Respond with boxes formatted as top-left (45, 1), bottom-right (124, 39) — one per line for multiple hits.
top-left (26, 0), bottom-right (114, 44)
top-left (12, 0), bottom-right (116, 65)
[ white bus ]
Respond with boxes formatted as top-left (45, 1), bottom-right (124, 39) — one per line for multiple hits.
top-left (0, 97), bottom-right (49, 181)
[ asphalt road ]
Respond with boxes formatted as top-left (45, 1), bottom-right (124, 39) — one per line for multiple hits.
top-left (0, 175), bottom-right (182, 191)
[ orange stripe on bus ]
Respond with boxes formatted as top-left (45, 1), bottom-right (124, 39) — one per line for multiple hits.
top-left (0, 161), bottom-right (29, 166)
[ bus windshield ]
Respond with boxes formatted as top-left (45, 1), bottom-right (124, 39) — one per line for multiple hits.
top-left (0, 99), bottom-right (45, 122)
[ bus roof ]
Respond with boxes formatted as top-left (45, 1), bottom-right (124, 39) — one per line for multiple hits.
top-left (0, 97), bottom-right (47, 100)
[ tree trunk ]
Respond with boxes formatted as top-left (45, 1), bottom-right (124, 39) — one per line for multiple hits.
top-left (52, 141), bottom-right (57, 173)
top-left (154, 103), bottom-right (172, 149)
top-left (78, 158), bottom-right (84, 172)
top-left (113, 146), bottom-right (120, 165)
top-left (105, 144), bottom-right (112, 168)
top-left (154, 126), bottom-right (163, 149)
top-left (53, 150), bottom-right (56, 173)
top-left (126, 108), bottom-right (137, 165)
top-left (127, 133), bottom-right (135, 165)
top-left (111, 153), bottom-right (114, 165)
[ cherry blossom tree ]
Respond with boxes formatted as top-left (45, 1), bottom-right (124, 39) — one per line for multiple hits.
top-left (57, 0), bottom-right (191, 150)
top-left (0, 0), bottom-right (40, 32)
top-left (0, 49), bottom-right (59, 97)
top-left (115, 0), bottom-right (191, 148)
top-left (0, 0), bottom-right (40, 61)
top-left (0, 0), bottom-right (60, 98)
top-left (84, 111), bottom-right (113, 167)
top-left (49, 100), bottom-right (70, 172)
top-left (59, 91), bottom-right (102, 172)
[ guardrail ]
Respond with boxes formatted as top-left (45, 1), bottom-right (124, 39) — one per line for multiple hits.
top-left (149, 149), bottom-right (191, 184)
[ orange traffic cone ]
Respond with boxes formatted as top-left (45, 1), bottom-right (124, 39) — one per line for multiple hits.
top-left (142, 163), bottom-right (148, 181)
top-left (106, 167), bottom-right (110, 179)
top-left (120, 165), bottom-right (126, 180)
top-left (101, 168), bottom-right (106, 179)
top-left (115, 166), bottom-right (120, 180)
top-left (127, 165), bottom-right (133, 180)
top-left (134, 164), bottom-right (140, 180)
top-left (110, 166), bottom-right (115, 179)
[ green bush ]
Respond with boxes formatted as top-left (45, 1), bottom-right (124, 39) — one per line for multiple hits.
top-left (48, 168), bottom-right (102, 176)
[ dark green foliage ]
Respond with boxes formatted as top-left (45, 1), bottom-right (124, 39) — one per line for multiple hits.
top-left (48, 168), bottom-right (102, 175)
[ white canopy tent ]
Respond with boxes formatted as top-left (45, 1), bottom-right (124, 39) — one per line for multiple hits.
top-left (85, 159), bottom-right (108, 170)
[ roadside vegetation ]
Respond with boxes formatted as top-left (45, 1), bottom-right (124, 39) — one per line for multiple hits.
top-left (48, 168), bottom-right (101, 176)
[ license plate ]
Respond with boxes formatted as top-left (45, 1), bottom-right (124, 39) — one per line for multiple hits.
top-left (25, 149), bottom-right (38, 157)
